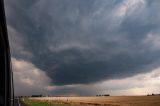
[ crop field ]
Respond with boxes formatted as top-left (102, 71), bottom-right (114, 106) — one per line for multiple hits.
top-left (28, 96), bottom-right (160, 106)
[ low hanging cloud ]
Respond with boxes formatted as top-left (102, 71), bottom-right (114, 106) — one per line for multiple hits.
top-left (50, 67), bottom-right (160, 96)
top-left (12, 58), bottom-right (51, 96)
top-left (4, 0), bottom-right (160, 95)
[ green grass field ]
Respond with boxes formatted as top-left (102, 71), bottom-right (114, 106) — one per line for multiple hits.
top-left (23, 98), bottom-right (76, 106)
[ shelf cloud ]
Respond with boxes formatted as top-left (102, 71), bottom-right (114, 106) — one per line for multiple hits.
top-left (5, 0), bottom-right (160, 95)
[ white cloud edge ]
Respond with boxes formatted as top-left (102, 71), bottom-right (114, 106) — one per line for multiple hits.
top-left (12, 57), bottom-right (52, 96)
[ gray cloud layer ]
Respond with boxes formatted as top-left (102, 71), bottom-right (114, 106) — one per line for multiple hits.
top-left (5, 0), bottom-right (160, 86)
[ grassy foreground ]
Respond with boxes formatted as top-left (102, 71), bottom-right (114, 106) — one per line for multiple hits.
top-left (31, 96), bottom-right (160, 106)
top-left (23, 98), bottom-right (76, 106)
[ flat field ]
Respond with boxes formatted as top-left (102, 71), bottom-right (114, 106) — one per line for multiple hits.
top-left (30, 96), bottom-right (160, 106)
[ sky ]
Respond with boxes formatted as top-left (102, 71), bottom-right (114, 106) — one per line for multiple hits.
top-left (4, 0), bottom-right (160, 96)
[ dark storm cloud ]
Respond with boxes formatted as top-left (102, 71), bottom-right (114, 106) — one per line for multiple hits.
top-left (52, 85), bottom-right (97, 96)
top-left (5, 0), bottom-right (160, 85)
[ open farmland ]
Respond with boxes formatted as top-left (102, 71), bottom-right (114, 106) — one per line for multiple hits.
top-left (30, 96), bottom-right (160, 106)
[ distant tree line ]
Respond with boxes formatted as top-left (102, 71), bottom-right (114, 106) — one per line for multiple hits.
top-left (147, 93), bottom-right (160, 96)
top-left (31, 94), bottom-right (43, 97)
top-left (96, 94), bottom-right (110, 96)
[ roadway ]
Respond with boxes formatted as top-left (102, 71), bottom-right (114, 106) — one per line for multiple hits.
top-left (14, 98), bottom-right (26, 106)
